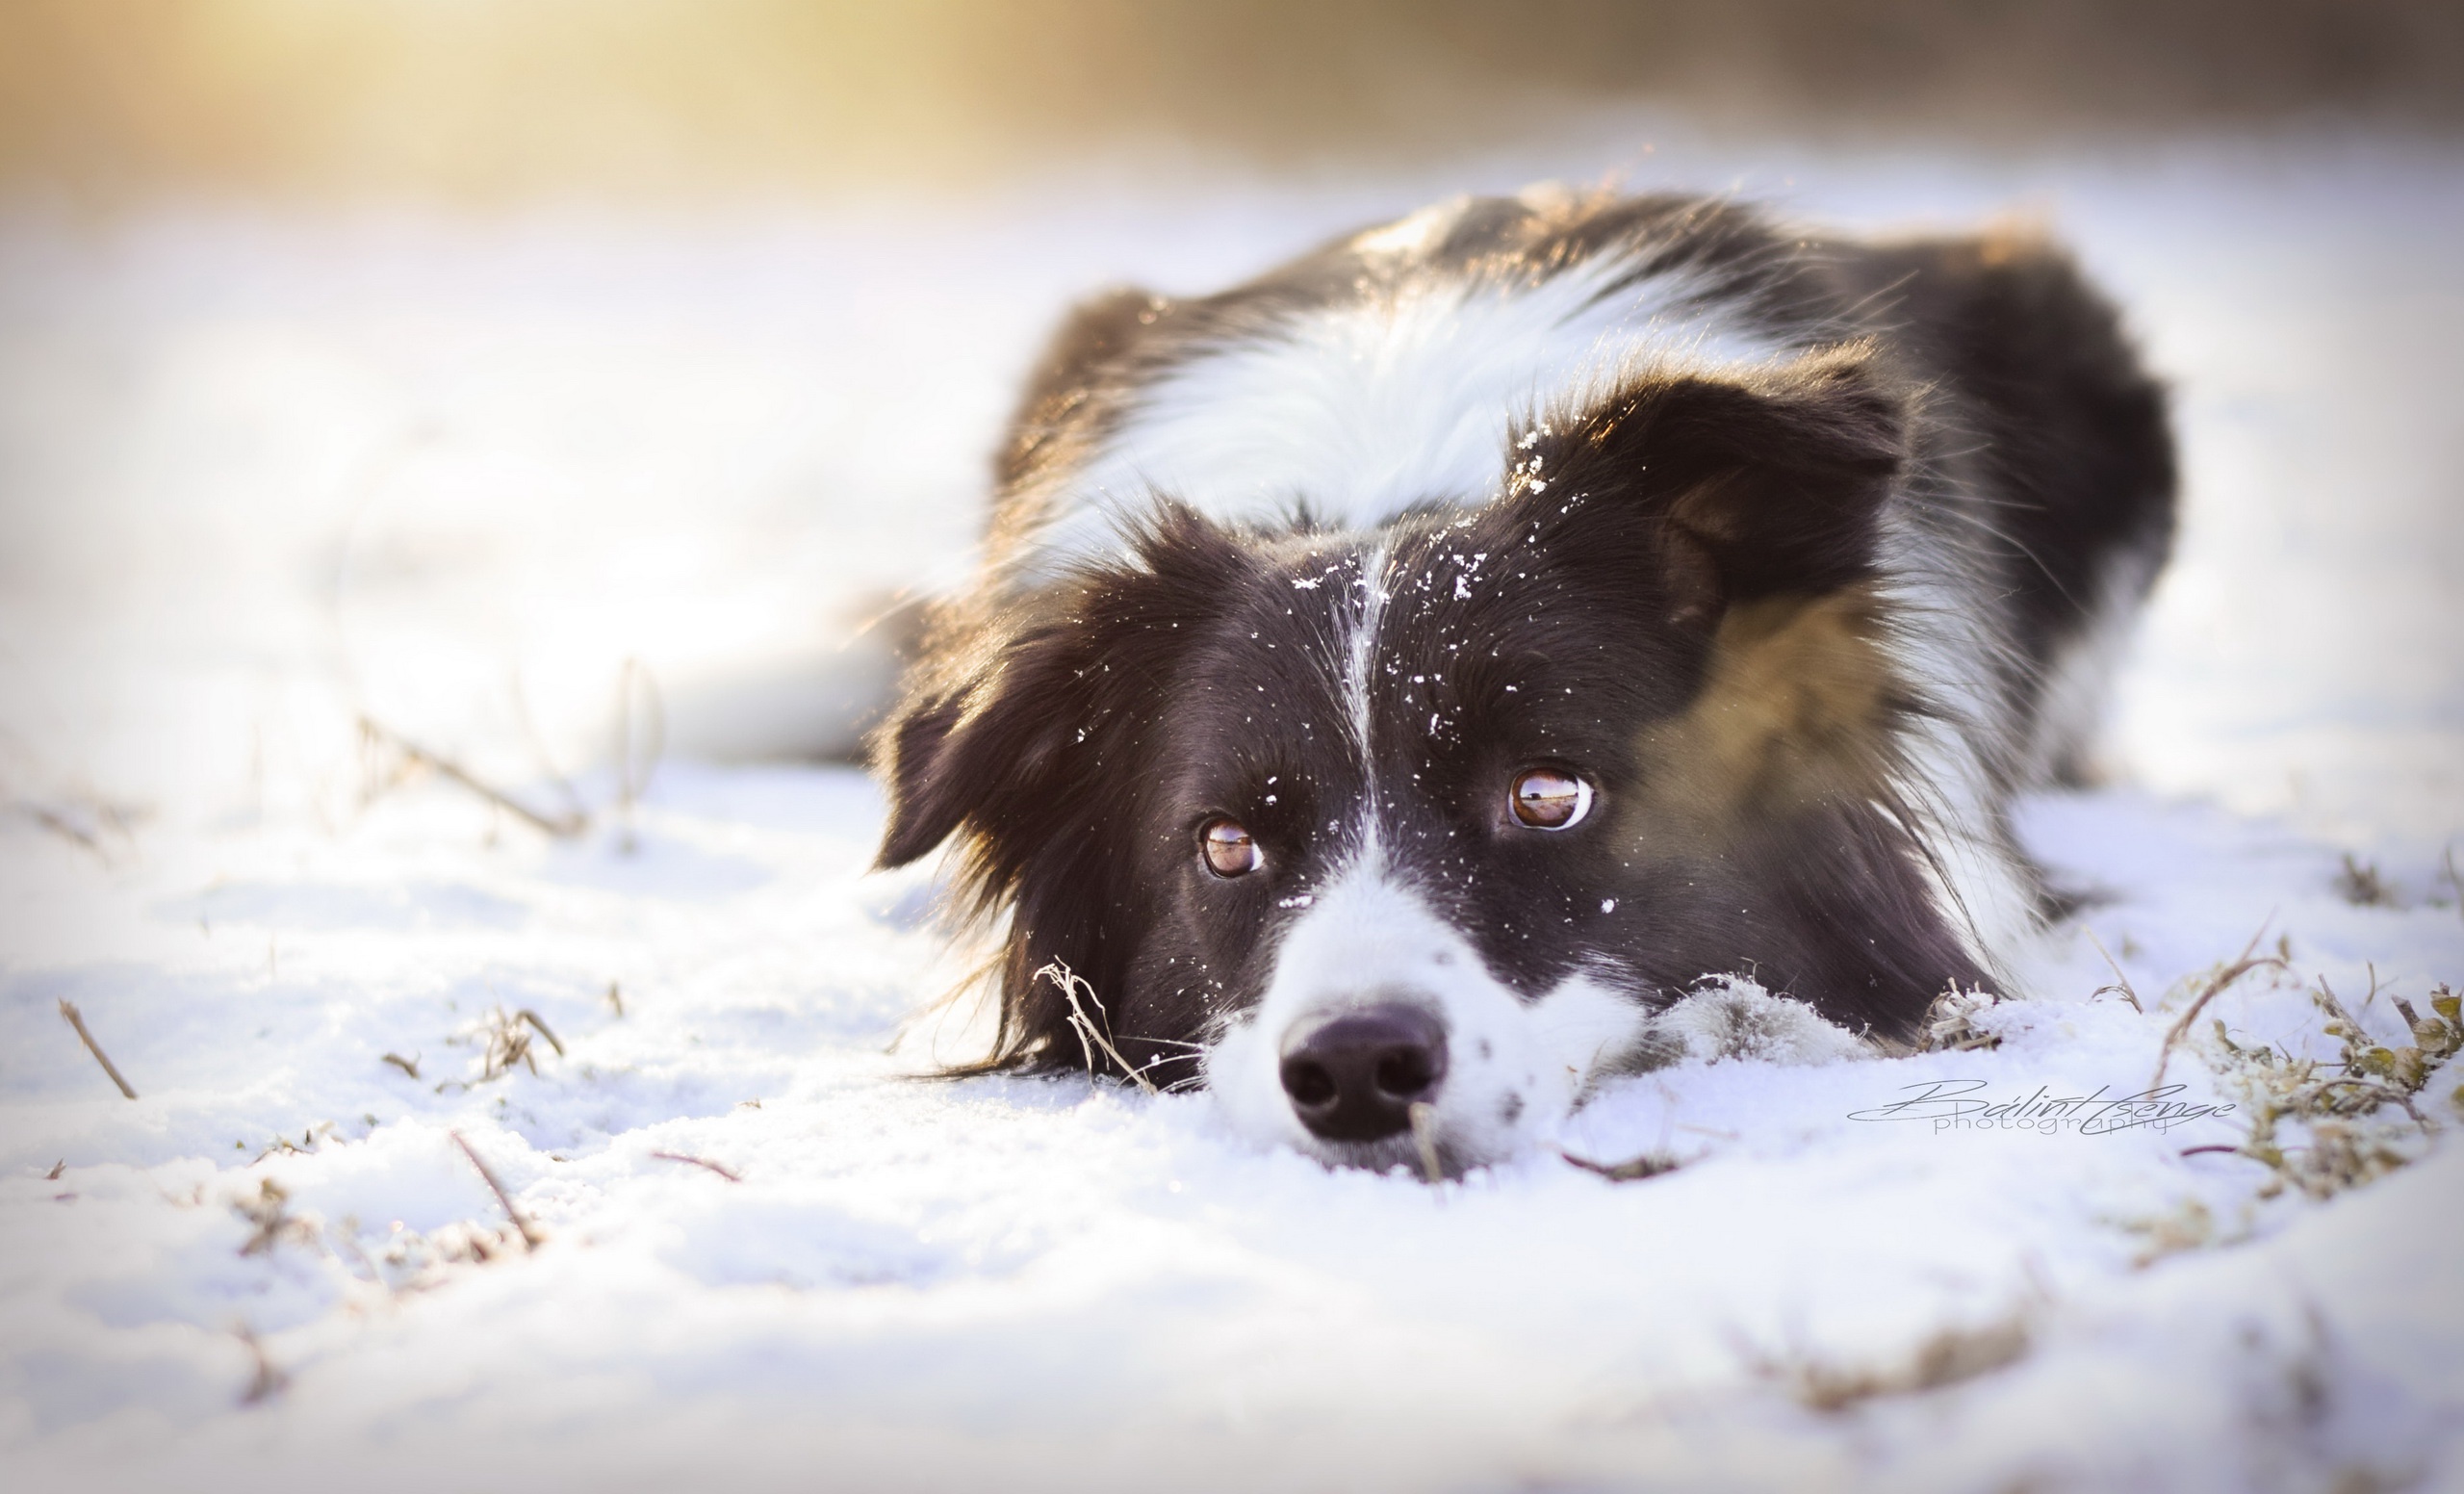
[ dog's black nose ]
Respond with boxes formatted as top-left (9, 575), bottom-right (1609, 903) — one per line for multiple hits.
top-left (1278, 1005), bottom-right (1449, 1143)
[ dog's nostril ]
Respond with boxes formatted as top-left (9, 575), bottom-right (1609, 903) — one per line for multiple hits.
top-left (1277, 1004), bottom-right (1449, 1144)
top-left (1282, 1059), bottom-right (1337, 1107)
top-left (1373, 1047), bottom-right (1438, 1098)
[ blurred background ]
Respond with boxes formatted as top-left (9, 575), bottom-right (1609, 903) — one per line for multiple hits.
top-left (5, 0), bottom-right (2463, 199)
top-left (1, 0), bottom-right (2460, 856)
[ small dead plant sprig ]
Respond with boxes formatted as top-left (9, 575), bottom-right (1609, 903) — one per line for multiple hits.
top-left (1918, 983), bottom-right (2003, 1052)
top-left (611, 657), bottom-right (665, 855)
top-left (1559, 1147), bottom-right (1682, 1183)
top-left (227, 1173), bottom-right (524, 1303)
top-left (234, 1178), bottom-right (320, 1258)
top-left (2202, 980), bottom-right (2460, 1202)
top-left (370, 1219), bottom-right (529, 1285)
top-left (1034, 960), bottom-right (1169, 1095)
top-left (2312, 975), bottom-right (2457, 1117)
top-left (449, 1130), bottom-right (542, 1250)
top-left (13, 793), bottom-right (146, 865)
top-left (2118, 1195), bottom-right (2219, 1266)
top-left (1736, 1311), bottom-right (2034, 1412)
top-left (449, 1006), bottom-right (566, 1085)
top-left (650, 1150), bottom-right (743, 1182)
top-left (356, 716), bottom-right (587, 838)
top-left (58, 998), bottom-right (139, 1098)
top-left (2149, 925), bottom-right (2287, 1090)
top-left (2332, 853), bottom-right (2401, 909)
top-left (2084, 929), bottom-right (2144, 1012)
top-left (235, 1323), bottom-right (288, 1405)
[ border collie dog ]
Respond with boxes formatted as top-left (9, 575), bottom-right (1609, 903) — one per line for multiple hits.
top-left (875, 187), bottom-right (2173, 1175)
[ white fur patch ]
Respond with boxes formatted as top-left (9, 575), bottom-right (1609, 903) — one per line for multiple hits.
top-left (1023, 250), bottom-right (1784, 576)
top-left (1336, 541), bottom-right (1392, 861)
top-left (1647, 976), bottom-right (1870, 1066)
top-left (1205, 863), bottom-right (1646, 1172)
top-left (1871, 521), bottom-right (2046, 991)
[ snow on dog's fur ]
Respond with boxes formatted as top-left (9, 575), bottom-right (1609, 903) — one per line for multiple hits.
top-left (875, 187), bottom-right (2174, 1175)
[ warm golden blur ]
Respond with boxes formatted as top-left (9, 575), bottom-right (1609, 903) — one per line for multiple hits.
top-left (3, 0), bottom-right (2461, 201)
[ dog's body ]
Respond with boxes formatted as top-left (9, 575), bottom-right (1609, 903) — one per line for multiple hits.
top-left (876, 188), bottom-right (2173, 1174)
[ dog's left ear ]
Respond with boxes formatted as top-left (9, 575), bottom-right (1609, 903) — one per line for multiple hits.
top-left (1515, 344), bottom-right (1909, 614)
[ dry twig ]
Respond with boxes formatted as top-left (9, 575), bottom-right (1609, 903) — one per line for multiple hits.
top-left (2332, 853), bottom-right (2400, 908)
top-left (58, 999), bottom-right (137, 1098)
top-left (380, 1051), bottom-right (421, 1079)
top-left (235, 1324), bottom-right (287, 1405)
top-left (611, 657), bottom-right (666, 853)
top-left (1560, 1148), bottom-right (1682, 1182)
top-left (235, 1178), bottom-right (317, 1257)
top-left (649, 1150), bottom-right (743, 1182)
top-left (358, 716), bottom-right (586, 838)
top-left (1741, 1314), bottom-right (2032, 1412)
top-left (2150, 924), bottom-right (2285, 1090)
top-left (449, 1131), bottom-right (542, 1250)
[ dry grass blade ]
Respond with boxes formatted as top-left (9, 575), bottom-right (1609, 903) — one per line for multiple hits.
top-left (2150, 923), bottom-right (2284, 1090)
top-left (1918, 983), bottom-right (2003, 1052)
top-left (1802, 1318), bottom-right (2030, 1411)
top-left (611, 657), bottom-right (666, 853)
top-left (58, 999), bottom-right (138, 1098)
top-left (13, 794), bottom-right (144, 864)
top-left (358, 715), bottom-right (587, 838)
top-left (2332, 853), bottom-right (2400, 908)
top-left (465, 1005), bottom-right (561, 1081)
top-left (1407, 1101), bottom-right (1444, 1183)
top-left (24, 803), bottom-right (99, 853)
top-left (43, 1159), bottom-right (64, 1181)
top-left (516, 1009), bottom-right (565, 1058)
top-left (449, 1131), bottom-right (542, 1250)
top-left (2084, 928), bottom-right (2143, 1012)
top-left (1736, 1312), bottom-right (2033, 1413)
top-left (649, 1150), bottom-right (743, 1182)
top-left (235, 1324), bottom-right (288, 1405)
top-left (380, 1051), bottom-right (421, 1079)
top-left (1560, 1148), bottom-right (1682, 1182)
top-left (235, 1177), bottom-right (317, 1257)
top-left (1035, 960), bottom-right (1160, 1095)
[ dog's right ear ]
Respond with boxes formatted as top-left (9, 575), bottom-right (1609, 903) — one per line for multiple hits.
top-left (872, 506), bottom-right (1246, 874)
top-left (870, 605), bottom-right (1103, 873)
top-left (995, 286), bottom-right (1171, 493)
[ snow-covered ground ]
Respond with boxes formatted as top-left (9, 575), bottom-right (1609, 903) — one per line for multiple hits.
top-left (2, 134), bottom-right (2461, 1492)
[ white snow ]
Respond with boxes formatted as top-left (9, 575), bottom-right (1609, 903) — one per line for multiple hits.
top-left (3, 137), bottom-right (2462, 1492)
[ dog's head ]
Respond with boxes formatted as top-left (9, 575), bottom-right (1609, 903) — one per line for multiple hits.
top-left (876, 347), bottom-right (1990, 1173)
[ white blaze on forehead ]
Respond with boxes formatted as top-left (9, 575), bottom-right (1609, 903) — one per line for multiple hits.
top-left (1205, 859), bottom-right (1649, 1168)
top-left (1338, 542), bottom-right (1392, 868)
top-left (1021, 249), bottom-right (1784, 577)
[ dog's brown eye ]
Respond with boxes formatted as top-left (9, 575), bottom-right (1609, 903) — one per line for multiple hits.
top-left (1509, 767), bottom-right (1592, 831)
top-left (1200, 818), bottom-right (1264, 877)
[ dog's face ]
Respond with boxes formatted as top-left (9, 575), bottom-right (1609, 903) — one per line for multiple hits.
top-left (879, 350), bottom-right (1989, 1173)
